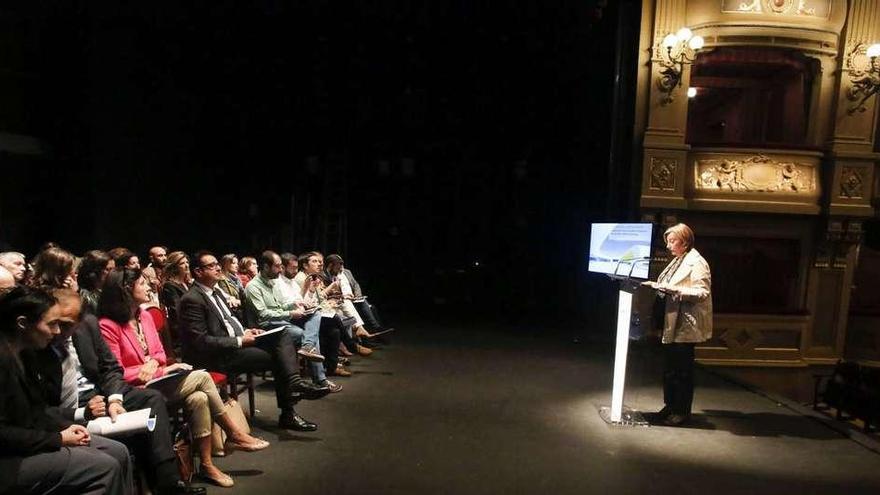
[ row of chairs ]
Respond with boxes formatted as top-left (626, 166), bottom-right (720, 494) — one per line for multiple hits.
top-left (813, 360), bottom-right (880, 433)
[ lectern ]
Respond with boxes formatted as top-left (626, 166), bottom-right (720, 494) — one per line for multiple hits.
top-left (587, 222), bottom-right (655, 427)
top-left (598, 271), bottom-right (648, 426)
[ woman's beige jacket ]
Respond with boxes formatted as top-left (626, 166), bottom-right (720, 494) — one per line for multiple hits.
top-left (659, 248), bottom-right (712, 344)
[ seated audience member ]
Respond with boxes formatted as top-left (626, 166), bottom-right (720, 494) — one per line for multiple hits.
top-left (248, 251), bottom-right (341, 392)
top-left (77, 250), bottom-right (116, 315)
top-left (32, 246), bottom-right (79, 292)
top-left (279, 252), bottom-right (345, 383)
top-left (26, 289), bottom-right (204, 495)
top-left (99, 268), bottom-right (268, 488)
top-left (325, 254), bottom-right (393, 336)
top-left (159, 251), bottom-right (191, 331)
top-left (178, 251), bottom-right (330, 431)
top-left (108, 248), bottom-right (141, 271)
top-left (217, 254), bottom-right (246, 321)
top-left (142, 246), bottom-right (168, 295)
top-left (246, 251), bottom-right (323, 361)
top-left (297, 251), bottom-right (371, 358)
top-left (0, 286), bottom-right (133, 495)
top-left (237, 256), bottom-right (258, 287)
top-left (0, 251), bottom-right (27, 284)
top-left (0, 266), bottom-right (15, 294)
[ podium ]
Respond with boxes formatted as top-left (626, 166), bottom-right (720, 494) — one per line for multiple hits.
top-left (598, 266), bottom-right (649, 427)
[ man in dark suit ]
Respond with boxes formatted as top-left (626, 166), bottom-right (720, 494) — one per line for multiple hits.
top-left (27, 289), bottom-right (204, 495)
top-left (178, 251), bottom-right (329, 431)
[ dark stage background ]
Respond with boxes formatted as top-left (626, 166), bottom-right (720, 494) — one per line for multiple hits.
top-left (0, 0), bottom-right (642, 334)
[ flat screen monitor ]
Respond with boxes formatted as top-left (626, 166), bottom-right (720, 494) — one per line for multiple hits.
top-left (588, 223), bottom-right (654, 279)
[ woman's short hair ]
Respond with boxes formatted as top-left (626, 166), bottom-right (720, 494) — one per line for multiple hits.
top-left (664, 223), bottom-right (695, 250)
top-left (164, 251), bottom-right (189, 279)
top-left (78, 250), bottom-right (113, 291)
top-left (32, 247), bottom-right (75, 290)
top-left (239, 257), bottom-right (257, 274)
top-left (98, 268), bottom-right (142, 324)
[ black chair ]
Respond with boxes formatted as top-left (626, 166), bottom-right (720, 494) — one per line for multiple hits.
top-left (855, 366), bottom-right (880, 432)
top-left (227, 372), bottom-right (256, 418)
top-left (814, 360), bottom-right (861, 419)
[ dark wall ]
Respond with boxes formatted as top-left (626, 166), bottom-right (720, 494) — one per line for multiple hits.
top-left (0, 0), bottom-right (640, 329)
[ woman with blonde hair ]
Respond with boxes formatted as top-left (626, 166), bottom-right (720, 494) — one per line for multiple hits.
top-left (159, 251), bottom-right (192, 345)
top-left (643, 223), bottom-right (713, 427)
top-left (99, 268), bottom-right (269, 487)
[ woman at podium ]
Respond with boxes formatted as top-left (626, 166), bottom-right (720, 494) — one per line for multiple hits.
top-left (643, 223), bottom-right (712, 426)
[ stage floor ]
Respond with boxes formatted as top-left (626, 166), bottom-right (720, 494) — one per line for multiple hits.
top-left (198, 323), bottom-right (880, 494)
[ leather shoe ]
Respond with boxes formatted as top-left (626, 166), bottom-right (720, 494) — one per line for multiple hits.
top-left (225, 437), bottom-right (270, 452)
top-left (319, 379), bottom-right (343, 393)
top-left (291, 380), bottom-right (331, 400)
top-left (355, 344), bottom-right (373, 356)
top-left (297, 345), bottom-right (325, 362)
top-left (200, 464), bottom-right (234, 487)
top-left (279, 412), bottom-right (318, 431)
top-left (663, 413), bottom-right (690, 426)
top-left (330, 365), bottom-right (352, 377)
top-left (166, 481), bottom-right (206, 495)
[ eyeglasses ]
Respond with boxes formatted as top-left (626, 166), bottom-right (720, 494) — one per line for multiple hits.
top-left (198, 261), bottom-right (220, 270)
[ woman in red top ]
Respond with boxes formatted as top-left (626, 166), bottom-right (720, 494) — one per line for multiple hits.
top-left (99, 268), bottom-right (268, 488)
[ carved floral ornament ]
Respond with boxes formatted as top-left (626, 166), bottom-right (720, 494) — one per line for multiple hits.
top-left (649, 157), bottom-right (676, 191)
top-left (839, 167), bottom-right (864, 199)
top-left (695, 155), bottom-right (816, 193)
top-left (845, 43), bottom-right (880, 114)
top-left (723, 0), bottom-right (827, 17)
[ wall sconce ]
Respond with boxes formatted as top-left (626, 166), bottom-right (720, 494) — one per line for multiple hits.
top-left (656, 27), bottom-right (704, 105)
top-left (846, 43), bottom-right (880, 114)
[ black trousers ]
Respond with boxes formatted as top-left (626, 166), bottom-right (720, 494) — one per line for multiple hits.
top-left (218, 330), bottom-right (302, 411)
top-left (14, 435), bottom-right (133, 495)
top-left (117, 388), bottom-right (184, 492)
top-left (318, 317), bottom-right (341, 374)
top-left (663, 342), bottom-right (696, 415)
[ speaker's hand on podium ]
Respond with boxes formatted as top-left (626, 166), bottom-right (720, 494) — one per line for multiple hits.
top-left (643, 281), bottom-right (681, 299)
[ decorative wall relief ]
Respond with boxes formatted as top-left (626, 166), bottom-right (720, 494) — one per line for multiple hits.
top-left (695, 155), bottom-right (816, 193)
top-left (649, 157), bottom-right (677, 191)
top-left (840, 167), bottom-right (864, 199)
top-left (720, 328), bottom-right (764, 351)
top-left (721, 0), bottom-right (829, 17)
top-left (844, 43), bottom-right (880, 114)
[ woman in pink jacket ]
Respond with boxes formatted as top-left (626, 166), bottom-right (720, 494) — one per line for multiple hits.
top-left (99, 268), bottom-right (268, 488)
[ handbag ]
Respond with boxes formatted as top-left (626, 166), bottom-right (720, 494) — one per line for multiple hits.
top-left (173, 427), bottom-right (194, 483)
top-left (210, 399), bottom-right (252, 455)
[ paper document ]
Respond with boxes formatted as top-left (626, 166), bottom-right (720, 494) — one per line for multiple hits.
top-left (145, 369), bottom-right (194, 390)
top-left (255, 326), bottom-right (287, 339)
top-left (87, 408), bottom-right (156, 437)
